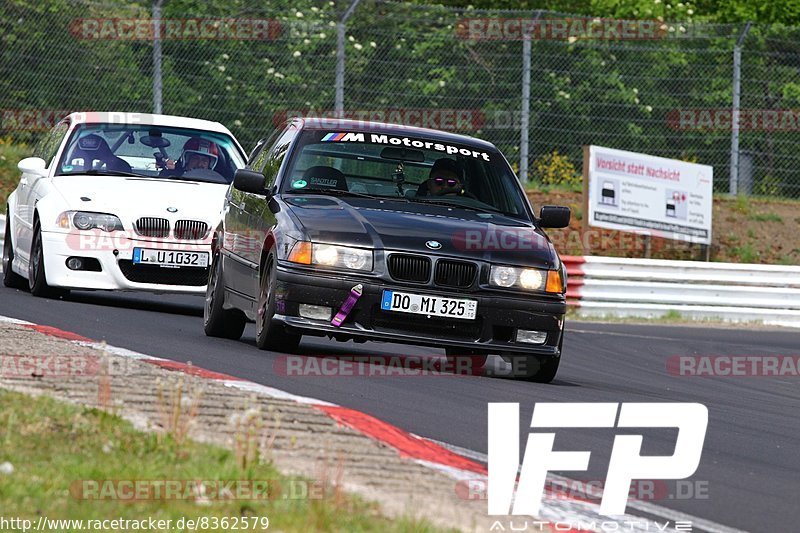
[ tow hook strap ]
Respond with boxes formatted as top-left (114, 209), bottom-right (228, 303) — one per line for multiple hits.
top-left (331, 284), bottom-right (363, 327)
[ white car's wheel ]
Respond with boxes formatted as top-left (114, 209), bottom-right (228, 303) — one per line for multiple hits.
top-left (2, 213), bottom-right (27, 289)
top-left (28, 222), bottom-right (68, 299)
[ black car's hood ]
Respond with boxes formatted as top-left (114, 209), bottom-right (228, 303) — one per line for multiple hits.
top-left (282, 196), bottom-right (557, 269)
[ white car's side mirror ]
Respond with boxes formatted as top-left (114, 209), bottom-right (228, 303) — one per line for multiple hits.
top-left (18, 157), bottom-right (48, 177)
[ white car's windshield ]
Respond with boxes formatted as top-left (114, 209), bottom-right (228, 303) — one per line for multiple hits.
top-left (56, 123), bottom-right (245, 184)
top-left (282, 130), bottom-right (532, 220)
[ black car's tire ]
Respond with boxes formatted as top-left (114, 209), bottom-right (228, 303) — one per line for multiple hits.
top-left (256, 250), bottom-right (301, 353)
top-left (204, 254), bottom-right (246, 340)
top-left (28, 222), bottom-right (68, 299)
top-left (445, 348), bottom-right (488, 375)
top-left (506, 338), bottom-right (562, 383)
top-left (517, 354), bottom-right (560, 383)
top-left (3, 214), bottom-right (27, 289)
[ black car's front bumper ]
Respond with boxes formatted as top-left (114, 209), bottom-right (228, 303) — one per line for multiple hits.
top-left (273, 264), bottom-right (565, 356)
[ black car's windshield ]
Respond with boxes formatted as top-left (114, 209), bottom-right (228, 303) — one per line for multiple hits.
top-left (56, 123), bottom-right (246, 184)
top-left (282, 130), bottom-right (532, 220)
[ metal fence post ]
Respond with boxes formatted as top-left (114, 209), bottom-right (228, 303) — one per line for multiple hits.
top-left (519, 10), bottom-right (541, 183)
top-left (520, 32), bottom-right (531, 182)
top-left (335, 0), bottom-right (362, 118)
top-left (729, 21), bottom-right (752, 195)
top-left (152, 0), bottom-right (163, 114)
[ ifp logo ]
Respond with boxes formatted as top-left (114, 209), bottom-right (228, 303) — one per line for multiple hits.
top-left (488, 402), bottom-right (708, 516)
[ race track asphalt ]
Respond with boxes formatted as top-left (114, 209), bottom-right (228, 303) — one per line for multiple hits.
top-left (1, 286), bottom-right (797, 532)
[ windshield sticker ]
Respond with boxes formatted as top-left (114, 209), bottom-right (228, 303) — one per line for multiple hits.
top-left (291, 179), bottom-right (308, 189)
top-left (321, 132), bottom-right (491, 161)
top-left (307, 177), bottom-right (339, 188)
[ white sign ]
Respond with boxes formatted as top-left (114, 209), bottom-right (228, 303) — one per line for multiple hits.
top-left (586, 146), bottom-right (713, 244)
top-left (488, 402), bottom-right (708, 516)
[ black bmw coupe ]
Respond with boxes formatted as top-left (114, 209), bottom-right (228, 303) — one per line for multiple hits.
top-left (204, 118), bottom-right (571, 382)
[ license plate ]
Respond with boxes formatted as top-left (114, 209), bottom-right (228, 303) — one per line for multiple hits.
top-left (380, 290), bottom-right (477, 320)
top-left (132, 248), bottom-right (209, 268)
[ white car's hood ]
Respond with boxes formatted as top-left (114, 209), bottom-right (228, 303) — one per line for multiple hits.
top-left (51, 175), bottom-right (228, 224)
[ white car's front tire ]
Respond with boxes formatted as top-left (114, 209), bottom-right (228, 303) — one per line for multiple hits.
top-left (27, 221), bottom-right (68, 299)
top-left (2, 213), bottom-right (27, 289)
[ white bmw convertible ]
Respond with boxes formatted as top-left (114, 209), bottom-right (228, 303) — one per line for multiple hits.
top-left (3, 112), bottom-right (246, 297)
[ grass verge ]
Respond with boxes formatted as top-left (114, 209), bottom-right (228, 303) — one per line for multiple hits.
top-left (566, 308), bottom-right (770, 328)
top-left (0, 388), bottom-right (448, 533)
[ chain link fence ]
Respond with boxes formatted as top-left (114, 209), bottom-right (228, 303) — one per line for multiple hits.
top-left (3, 0), bottom-right (800, 197)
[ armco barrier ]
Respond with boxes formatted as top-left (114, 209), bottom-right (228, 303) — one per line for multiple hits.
top-left (563, 255), bottom-right (800, 327)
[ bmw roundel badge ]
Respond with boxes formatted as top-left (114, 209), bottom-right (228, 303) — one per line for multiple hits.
top-left (426, 240), bottom-right (442, 250)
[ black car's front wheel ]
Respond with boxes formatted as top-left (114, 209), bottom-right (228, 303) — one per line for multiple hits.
top-left (510, 354), bottom-right (560, 383)
top-left (505, 337), bottom-right (562, 383)
top-left (256, 250), bottom-right (301, 353)
top-left (3, 213), bottom-right (26, 289)
top-left (445, 348), bottom-right (488, 375)
top-left (204, 254), bottom-right (246, 340)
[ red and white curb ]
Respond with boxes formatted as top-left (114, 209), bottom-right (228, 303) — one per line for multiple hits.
top-left (0, 314), bottom-right (746, 533)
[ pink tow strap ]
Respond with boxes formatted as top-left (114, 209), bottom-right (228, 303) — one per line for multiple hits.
top-left (331, 284), bottom-right (363, 327)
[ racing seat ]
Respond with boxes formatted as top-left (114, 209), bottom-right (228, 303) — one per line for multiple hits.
top-left (70, 134), bottom-right (132, 173)
top-left (302, 166), bottom-right (348, 190)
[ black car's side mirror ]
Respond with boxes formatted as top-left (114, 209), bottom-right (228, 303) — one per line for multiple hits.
top-left (233, 169), bottom-right (270, 197)
top-left (538, 205), bottom-right (571, 228)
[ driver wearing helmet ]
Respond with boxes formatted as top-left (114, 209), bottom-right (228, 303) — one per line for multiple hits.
top-left (161, 137), bottom-right (220, 176)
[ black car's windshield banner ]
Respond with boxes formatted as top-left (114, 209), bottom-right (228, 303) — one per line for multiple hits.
top-left (320, 132), bottom-right (491, 161)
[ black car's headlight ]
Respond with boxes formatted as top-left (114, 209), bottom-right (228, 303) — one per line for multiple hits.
top-left (288, 241), bottom-right (373, 272)
top-left (489, 265), bottom-right (564, 293)
top-left (56, 211), bottom-right (124, 232)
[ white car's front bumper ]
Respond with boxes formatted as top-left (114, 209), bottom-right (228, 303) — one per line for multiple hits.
top-left (41, 230), bottom-right (210, 294)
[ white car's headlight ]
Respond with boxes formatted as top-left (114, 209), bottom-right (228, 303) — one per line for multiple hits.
top-left (489, 265), bottom-right (563, 293)
top-left (57, 211), bottom-right (123, 232)
top-left (288, 241), bottom-right (373, 272)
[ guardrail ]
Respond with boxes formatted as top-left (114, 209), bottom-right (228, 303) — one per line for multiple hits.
top-left (564, 255), bottom-right (800, 327)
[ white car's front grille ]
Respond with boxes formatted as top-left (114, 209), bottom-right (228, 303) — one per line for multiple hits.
top-left (134, 217), bottom-right (170, 238)
top-left (174, 220), bottom-right (209, 240)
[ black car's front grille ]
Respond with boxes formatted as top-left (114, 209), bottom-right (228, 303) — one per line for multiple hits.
top-left (372, 308), bottom-right (483, 340)
top-left (434, 259), bottom-right (477, 288)
top-left (387, 254), bottom-right (431, 283)
top-left (174, 220), bottom-right (209, 240)
top-left (117, 260), bottom-right (208, 286)
top-left (134, 217), bottom-right (170, 238)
